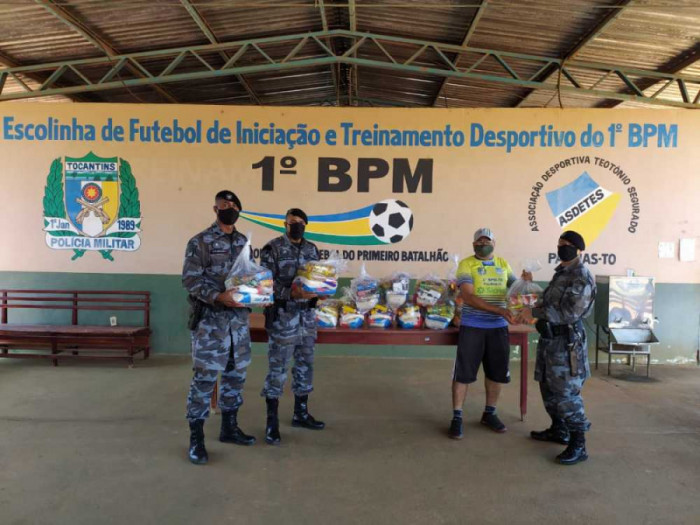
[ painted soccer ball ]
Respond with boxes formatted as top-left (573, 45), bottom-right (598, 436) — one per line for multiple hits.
top-left (369, 199), bottom-right (414, 244)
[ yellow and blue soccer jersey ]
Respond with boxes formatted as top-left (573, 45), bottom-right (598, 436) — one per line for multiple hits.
top-left (456, 255), bottom-right (515, 329)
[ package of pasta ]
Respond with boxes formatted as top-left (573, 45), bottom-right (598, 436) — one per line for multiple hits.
top-left (380, 272), bottom-right (411, 311)
top-left (315, 300), bottom-right (339, 328)
top-left (351, 263), bottom-right (380, 314)
top-left (425, 302), bottom-right (456, 330)
top-left (397, 303), bottom-right (422, 329)
top-left (414, 275), bottom-right (447, 307)
top-left (368, 304), bottom-right (393, 329)
top-left (224, 234), bottom-right (274, 305)
top-left (339, 303), bottom-right (364, 329)
top-left (507, 259), bottom-right (543, 312)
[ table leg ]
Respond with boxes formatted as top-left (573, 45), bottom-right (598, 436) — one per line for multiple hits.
top-left (211, 380), bottom-right (218, 413)
top-left (519, 333), bottom-right (528, 421)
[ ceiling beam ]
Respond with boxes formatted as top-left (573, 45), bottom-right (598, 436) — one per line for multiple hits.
top-left (432, 0), bottom-right (489, 107)
top-left (348, 0), bottom-right (358, 104)
top-left (180, 0), bottom-right (261, 104)
top-left (35, 0), bottom-right (178, 103)
top-left (1, 30), bottom-right (698, 109)
top-left (317, 0), bottom-right (340, 103)
top-left (595, 43), bottom-right (700, 108)
top-left (515, 0), bottom-right (633, 107)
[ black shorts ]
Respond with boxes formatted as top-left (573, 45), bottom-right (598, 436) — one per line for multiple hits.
top-left (453, 326), bottom-right (511, 384)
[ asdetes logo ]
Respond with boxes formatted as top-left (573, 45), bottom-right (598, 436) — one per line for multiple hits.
top-left (527, 156), bottom-right (641, 266)
top-left (42, 152), bottom-right (142, 261)
top-left (240, 199), bottom-right (413, 245)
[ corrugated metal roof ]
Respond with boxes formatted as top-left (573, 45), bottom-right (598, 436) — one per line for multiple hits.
top-left (0, 0), bottom-right (697, 108)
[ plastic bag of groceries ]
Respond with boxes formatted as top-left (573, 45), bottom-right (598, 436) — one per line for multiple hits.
top-left (446, 254), bottom-right (460, 301)
top-left (315, 299), bottom-right (339, 328)
top-left (368, 303), bottom-right (393, 329)
top-left (338, 288), bottom-right (364, 328)
top-left (380, 271), bottom-right (411, 311)
top-left (507, 258), bottom-right (543, 312)
top-left (414, 274), bottom-right (447, 307)
top-left (224, 233), bottom-right (273, 305)
top-left (351, 263), bottom-right (380, 314)
top-left (425, 301), bottom-right (456, 330)
top-left (293, 249), bottom-right (347, 296)
top-left (397, 303), bottom-right (422, 329)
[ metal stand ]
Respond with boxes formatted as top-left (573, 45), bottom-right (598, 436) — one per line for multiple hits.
top-left (596, 324), bottom-right (652, 377)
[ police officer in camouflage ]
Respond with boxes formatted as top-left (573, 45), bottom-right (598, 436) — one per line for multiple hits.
top-left (260, 208), bottom-right (325, 445)
top-left (182, 190), bottom-right (256, 465)
top-left (520, 231), bottom-right (596, 465)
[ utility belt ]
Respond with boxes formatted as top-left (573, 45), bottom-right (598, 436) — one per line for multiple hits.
top-left (536, 319), bottom-right (585, 376)
top-left (535, 319), bottom-right (583, 339)
top-left (264, 296), bottom-right (318, 330)
top-left (187, 295), bottom-right (252, 331)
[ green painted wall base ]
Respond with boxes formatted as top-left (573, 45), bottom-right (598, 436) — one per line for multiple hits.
top-left (1, 272), bottom-right (698, 363)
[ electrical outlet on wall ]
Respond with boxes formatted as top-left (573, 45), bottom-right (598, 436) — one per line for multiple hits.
top-left (110, 316), bottom-right (118, 327)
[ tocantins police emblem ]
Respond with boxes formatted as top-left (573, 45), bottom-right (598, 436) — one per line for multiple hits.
top-left (42, 152), bottom-right (142, 261)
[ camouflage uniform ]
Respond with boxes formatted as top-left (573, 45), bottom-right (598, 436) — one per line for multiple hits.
top-left (259, 235), bottom-right (320, 399)
top-left (532, 258), bottom-right (596, 433)
top-left (183, 223), bottom-right (252, 422)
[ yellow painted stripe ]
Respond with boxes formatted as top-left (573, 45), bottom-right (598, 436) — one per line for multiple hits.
top-left (241, 213), bottom-right (370, 236)
top-left (565, 193), bottom-right (621, 246)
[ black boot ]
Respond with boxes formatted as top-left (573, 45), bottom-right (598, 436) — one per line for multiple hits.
top-left (220, 409), bottom-right (256, 446)
top-left (556, 431), bottom-right (588, 465)
top-left (292, 394), bottom-right (325, 430)
top-left (531, 423), bottom-right (570, 445)
top-left (265, 397), bottom-right (281, 445)
top-left (188, 419), bottom-right (208, 465)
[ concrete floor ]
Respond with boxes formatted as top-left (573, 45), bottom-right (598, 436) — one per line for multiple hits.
top-left (1, 355), bottom-right (699, 525)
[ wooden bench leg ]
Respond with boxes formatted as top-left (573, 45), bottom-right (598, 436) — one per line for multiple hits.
top-left (51, 341), bottom-right (58, 367)
top-left (144, 347), bottom-right (151, 360)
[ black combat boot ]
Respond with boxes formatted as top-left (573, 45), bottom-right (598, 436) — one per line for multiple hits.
top-left (220, 409), bottom-right (256, 446)
top-left (265, 397), bottom-right (281, 445)
top-left (556, 431), bottom-right (588, 465)
top-left (188, 419), bottom-right (208, 465)
top-left (531, 421), bottom-right (570, 445)
top-left (292, 394), bottom-right (325, 430)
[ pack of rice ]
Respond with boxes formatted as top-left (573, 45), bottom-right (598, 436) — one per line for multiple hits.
top-left (368, 303), bottom-right (393, 329)
top-left (507, 259), bottom-right (543, 313)
top-left (293, 250), bottom-right (346, 296)
top-left (224, 234), bottom-right (274, 305)
top-left (425, 301), bottom-right (456, 330)
top-left (315, 300), bottom-right (339, 328)
top-left (380, 272), bottom-right (411, 311)
top-left (414, 274), bottom-right (447, 307)
top-left (397, 303), bottom-right (422, 329)
top-left (351, 263), bottom-right (380, 314)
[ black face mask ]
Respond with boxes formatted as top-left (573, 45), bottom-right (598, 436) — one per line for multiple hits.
top-left (288, 222), bottom-right (305, 241)
top-left (557, 245), bottom-right (578, 262)
top-left (217, 207), bottom-right (239, 226)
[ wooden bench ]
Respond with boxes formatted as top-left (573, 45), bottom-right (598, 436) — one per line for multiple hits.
top-left (0, 290), bottom-right (151, 366)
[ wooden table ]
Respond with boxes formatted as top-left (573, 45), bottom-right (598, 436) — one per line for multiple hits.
top-left (213, 313), bottom-right (534, 420)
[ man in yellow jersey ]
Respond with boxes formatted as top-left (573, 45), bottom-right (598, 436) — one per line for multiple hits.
top-left (449, 228), bottom-right (516, 439)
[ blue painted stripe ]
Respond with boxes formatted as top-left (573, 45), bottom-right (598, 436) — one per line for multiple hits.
top-left (546, 172), bottom-right (599, 216)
